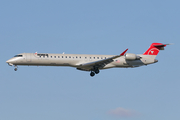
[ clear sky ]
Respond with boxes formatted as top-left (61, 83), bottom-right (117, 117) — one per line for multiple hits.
top-left (0, 0), bottom-right (180, 120)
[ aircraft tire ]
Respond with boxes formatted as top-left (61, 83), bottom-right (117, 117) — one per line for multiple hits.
top-left (95, 69), bottom-right (100, 74)
top-left (90, 72), bottom-right (95, 77)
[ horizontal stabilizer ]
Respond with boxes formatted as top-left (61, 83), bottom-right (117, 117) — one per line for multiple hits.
top-left (153, 43), bottom-right (171, 47)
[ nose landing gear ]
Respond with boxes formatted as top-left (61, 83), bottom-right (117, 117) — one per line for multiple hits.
top-left (14, 65), bottom-right (18, 71)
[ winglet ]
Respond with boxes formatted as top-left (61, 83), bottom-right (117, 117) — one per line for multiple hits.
top-left (120, 49), bottom-right (128, 56)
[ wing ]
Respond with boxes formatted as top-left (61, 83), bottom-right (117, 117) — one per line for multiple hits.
top-left (76, 49), bottom-right (128, 71)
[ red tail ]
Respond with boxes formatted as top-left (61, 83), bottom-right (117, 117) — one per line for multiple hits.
top-left (143, 43), bottom-right (166, 55)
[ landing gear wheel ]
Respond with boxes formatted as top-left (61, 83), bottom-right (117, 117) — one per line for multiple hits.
top-left (90, 71), bottom-right (95, 77)
top-left (95, 69), bottom-right (100, 74)
top-left (14, 65), bottom-right (18, 71)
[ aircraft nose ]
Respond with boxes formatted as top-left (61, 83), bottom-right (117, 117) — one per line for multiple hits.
top-left (6, 60), bottom-right (10, 63)
top-left (6, 58), bottom-right (16, 66)
top-left (6, 59), bottom-right (13, 63)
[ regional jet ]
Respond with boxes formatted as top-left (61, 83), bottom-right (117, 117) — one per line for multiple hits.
top-left (6, 43), bottom-right (170, 77)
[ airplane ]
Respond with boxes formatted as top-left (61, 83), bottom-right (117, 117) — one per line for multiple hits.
top-left (6, 43), bottom-right (170, 77)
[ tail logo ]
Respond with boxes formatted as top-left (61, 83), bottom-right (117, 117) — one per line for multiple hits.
top-left (151, 51), bottom-right (154, 54)
top-left (148, 48), bottom-right (159, 55)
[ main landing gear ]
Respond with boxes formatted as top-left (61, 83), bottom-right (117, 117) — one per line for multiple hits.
top-left (90, 71), bottom-right (95, 77)
top-left (90, 68), bottom-right (100, 77)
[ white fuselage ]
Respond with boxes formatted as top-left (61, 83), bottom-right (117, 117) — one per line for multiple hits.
top-left (6, 53), bottom-right (156, 70)
top-left (6, 43), bottom-right (168, 77)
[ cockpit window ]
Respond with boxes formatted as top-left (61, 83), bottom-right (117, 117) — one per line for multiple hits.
top-left (14, 55), bottom-right (23, 57)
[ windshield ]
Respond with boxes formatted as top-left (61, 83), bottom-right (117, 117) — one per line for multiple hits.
top-left (14, 55), bottom-right (23, 57)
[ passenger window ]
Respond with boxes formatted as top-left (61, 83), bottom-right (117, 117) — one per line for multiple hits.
top-left (58, 56), bottom-right (60, 58)
top-left (69, 56), bottom-right (71, 58)
top-left (54, 56), bottom-right (56, 58)
top-left (85, 57), bottom-right (87, 59)
top-left (66, 56), bottom-right (67, 58)
top-left (76, 56), bottom-right (78, 58)
top-left (62, 56), bottom-right (63, 58)
top-left (97, 57), bottom-right (99, 59)
top-left (51, 56), bottom-right (52, 58)
top-left (80, 57), bottom-right (81, 59)
top-left (90, 57), bottom-right (91, 59)
top-left (94, 57), bottom-right (95, 59)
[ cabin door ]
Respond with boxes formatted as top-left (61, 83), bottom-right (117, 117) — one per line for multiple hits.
top-left (26, 53), bottom-right (31, 62)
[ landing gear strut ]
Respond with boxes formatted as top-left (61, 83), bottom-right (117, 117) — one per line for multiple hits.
top-left (14, 65), bottom-right (18, 71)
top-left (94, 69), bottom-right (99, 74)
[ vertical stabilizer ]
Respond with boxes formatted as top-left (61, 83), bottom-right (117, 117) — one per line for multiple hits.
top-left (143, 43), bottom-right (167, 55)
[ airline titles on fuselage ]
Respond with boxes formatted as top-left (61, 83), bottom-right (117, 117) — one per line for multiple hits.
top-left (36, 53), bottom-right (108, 60)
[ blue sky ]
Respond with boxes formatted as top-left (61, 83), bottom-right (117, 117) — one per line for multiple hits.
top-left (0, 0), bottom-right (179, 120)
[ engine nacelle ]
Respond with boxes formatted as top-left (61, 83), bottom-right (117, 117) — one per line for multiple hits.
top-left (125, 53), bottom-right (141, 60)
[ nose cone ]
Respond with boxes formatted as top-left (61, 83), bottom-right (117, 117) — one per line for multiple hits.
top-left (6, 59), bottom-right (11, 63)
top-left (6, 59), bottom-right (13, 63)
top-left (6, 58), bottom-right (16, 66)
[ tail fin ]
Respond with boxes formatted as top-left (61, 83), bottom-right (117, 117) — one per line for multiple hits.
top-left (143, 43), bottom-right (167, 55)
